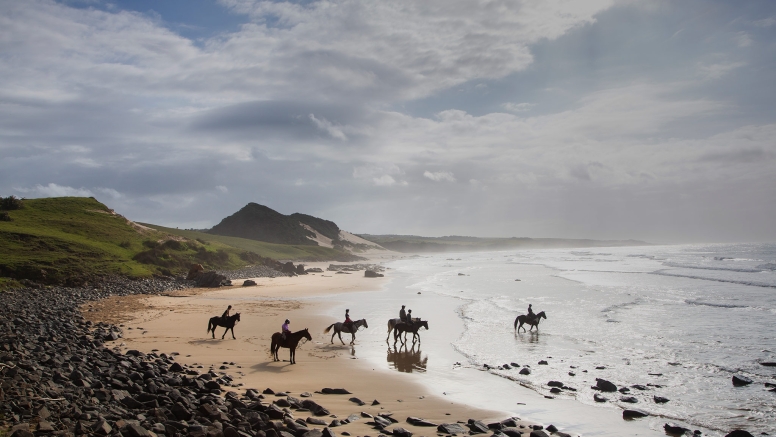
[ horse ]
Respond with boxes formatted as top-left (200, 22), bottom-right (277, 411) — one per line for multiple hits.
top-left (207, 313), bottom-right (241, 339)
top-left (393, 320), bottom-right (429, 344)
top-left (270, 329), bottom-right (312, 364)
top-left (323, 319), bottom-right (368, 345)
top-left (386, 317), bottom-right (419, 341)
top-left (514, 311), bottom-right (546, 333)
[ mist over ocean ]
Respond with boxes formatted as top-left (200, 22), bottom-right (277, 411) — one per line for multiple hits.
top-left (352, 244), bottom-right (776, 436)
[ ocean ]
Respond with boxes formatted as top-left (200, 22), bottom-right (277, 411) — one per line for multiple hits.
top-left (327, 243), bottom-right (776, 436)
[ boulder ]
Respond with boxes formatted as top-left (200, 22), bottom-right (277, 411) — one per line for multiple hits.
top-left (663, 424), bottom-right (690, 435)
top-left (500, 428), bottom-right (523, 437)
top-left (296, 265), bottom-right (307, 275)
top-left (302, 399), bottom-right (330, 416)
top-left (654, 396), bottom-right (669, 404)
top-left (467, 421), bottom-right (490, 434)
top-left (724, 431), bottom-right (754, 437)
top-left (593, 394), bottom-right (608, 403)
top-left (306, 268), bottom-right (324, 273)
top-left (349, 397), bottom-right (365, 406)
top-left (243, 280), bottom-right (257, 286)
top-left (365, 270), bottom-right (384, 278)
top-left (759, 362), bottom-right (776, 367)
top-left (620, 396), bottom-right (638, 403)
top-left (622, 409), bottom-right (649, 419)
top-left (595, 378), bottom-right (618, 392)
top-left (321, 388), bottom-right (351, 394)
top-left (732, 375), bottom-right (753, 386)
top-left (529, 431), bottom-right (550, 437)
top-left (547, 381), bottom-right (563, 388)
top-left (519, 368), bottom-right (531, 375)
top-left (407, 417), bottom-right (437, 427)
top-left (391, 428), bottom-right (413, 437)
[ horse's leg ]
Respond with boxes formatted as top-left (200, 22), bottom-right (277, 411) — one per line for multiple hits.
top-left (230, 326), bottom-right (236, 339)
top-left (221, 327), bottom-right (227, 339)
top-left (351, 331), bottom-right (356, 345)
top-left (338, 331), bottom-right (345, 345)
top-left (290, 346), bottom-right (295, 364)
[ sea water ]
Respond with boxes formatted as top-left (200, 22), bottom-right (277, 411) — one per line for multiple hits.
top-left (331, 243), bottom-right (776, 436)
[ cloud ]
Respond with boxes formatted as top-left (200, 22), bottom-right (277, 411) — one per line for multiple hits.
top-left (13, 183), bottom-right (123, 199)
top-left (501, 102), bottom-right (535, 113)
top-left (353, 164), bottom-right (407, 186)
top-left (423, 171), bottom-right (456, 182)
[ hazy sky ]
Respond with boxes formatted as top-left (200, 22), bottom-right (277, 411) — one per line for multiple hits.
top-left (1, 0), bottom-right (775, 243)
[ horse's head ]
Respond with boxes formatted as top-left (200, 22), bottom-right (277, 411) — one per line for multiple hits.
top-left (420, 320), bottom-right (429, 330)
top-left (302, 328), bottom-right (312, 341)
top-left (235, 313), bottom-right (241, 322)
top-left (538, 311), bottom-right (546, 319)
top-left (359, 319), bottom-right (368, 328)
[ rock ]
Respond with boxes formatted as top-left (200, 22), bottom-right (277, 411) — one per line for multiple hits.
top-left (529, 431), bottom-right (550, 437)
top-left (547, 381), bottom-right (563, 387)
top-left (304, 431), bottom-right (323, 437)
top-left (654, 396), bottom-right (669, 404)
top-left (437, 425), bottom-right (468, 436)
top-left (759, 362), bottom-right (776, 367)
top-left (307, 418), bottom-right (327, 426)
top-left (306, 268), bottom-right (324, 273)
top-left (468, 421), bottom-right (490, 434)
top-left (391, 428), bottom-right (412, 437)
top-left (188, 264), bottom-right (205, 279)
top-left (263, 388), bottom-right (276, 394)
top-left (126, 424), bottom-right (154, 437)
top-left (519, 368), bottom-right (531, 375)
top-left (243, 280), bottom-right (257, 286)
top-left (169, 362), bottom-right (184, 372)
top-left (407, 417), bottom-right (438, 427)
top-left (595, 378), bottom-right (618, 392)
top-left (724, 431), bottom-right (754, 437)
top-left (365, 270), bottom-right (384, 278)
top-left (349, 397), bottom-right (366, 406)
top-left (732, 375), bottom-right (753, 386)
top-left (664, 424), bottom-right (690, 435)
top-left (92, 418), bottom-right (113, 435)
top-left (545, 425), bottom-right (557, 433)
top-left (593, 394), bottom-right (608, 403)
top-left (372, 399), bottom-right (380, 405)
top-left (322, 429), bottom-right (336, 437)
top-left (620, 396), bottom-right (638, 403)
top-left (623, 409), bottom-right (649, 419)
top-left (302, 399), bottom-right (331, 416)
top-left (9, 430), bottom-right (34, 437)
top-left (37, 421), bottom-right (54, 432)
top-left (500, 428), bottom-right (523, 437)
top-left (538, 360), bottom-right (548, 365)
top-left (321, 388), bottom-right (351, 394)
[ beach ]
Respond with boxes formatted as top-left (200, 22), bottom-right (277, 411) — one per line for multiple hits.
top-left (83, 264), bottom-right (526, 437)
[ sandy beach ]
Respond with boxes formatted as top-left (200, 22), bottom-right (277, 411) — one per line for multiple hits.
top-left (82, 263), bottom-right (527, 437)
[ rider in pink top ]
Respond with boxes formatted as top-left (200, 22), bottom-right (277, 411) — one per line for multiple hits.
top-left (282, 319), bottom-right (291, 339)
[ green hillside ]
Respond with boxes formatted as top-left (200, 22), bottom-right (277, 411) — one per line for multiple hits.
top-left (142, 224), bottom-right (360, 261)
top-left (0, 197), bottom-right (362, 289)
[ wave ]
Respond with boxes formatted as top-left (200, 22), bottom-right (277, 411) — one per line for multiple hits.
top-left (662, 262), bottom-right (763, 273)
top-left (684, 299), bottom-right (748, 309)
top-left (650, 270), bottom-right (776, 288)
top-left (757, 263), bottom-right (776, 271)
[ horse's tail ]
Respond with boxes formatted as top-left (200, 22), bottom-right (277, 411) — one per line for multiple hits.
top-left (514, 316), bottom-right (519, 330)
top-left (323, 323), bottom-right (335, 334)
top-left (207, 318), bottom-right (213, 333)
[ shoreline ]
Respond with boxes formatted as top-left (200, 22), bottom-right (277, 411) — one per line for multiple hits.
top-left (87, 264), bottom-right (551, 436)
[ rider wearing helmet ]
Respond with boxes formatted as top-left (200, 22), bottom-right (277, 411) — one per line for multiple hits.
top-left (222, 305), bottom-right (232, 319)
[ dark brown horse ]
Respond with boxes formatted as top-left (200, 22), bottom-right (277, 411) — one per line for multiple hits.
top-left (393, 320), bottom-right (429, 345)
top-left (323, 319), bottom-right (368, 345)
top-left (514, 311), bottom-right (546, 333)
top-left (207, 313), bottom-right (241, 339)
top-left (271, 329), bottom-right (312, 364)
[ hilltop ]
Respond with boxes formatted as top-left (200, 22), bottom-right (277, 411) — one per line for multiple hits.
top-left (207, 202), bottom-right (390, 255)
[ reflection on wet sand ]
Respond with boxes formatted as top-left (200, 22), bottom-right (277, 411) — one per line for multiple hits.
top-left (387, 344), bottom-right (428, 373)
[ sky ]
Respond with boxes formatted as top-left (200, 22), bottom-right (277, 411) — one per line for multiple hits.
top-left (1, 0), bottom-right (775, 243)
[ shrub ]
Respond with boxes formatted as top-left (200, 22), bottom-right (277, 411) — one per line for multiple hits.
top-left (0, 196), bottom-right (23, 211)
top-left (142, 240), bottom-right (160, 249)
top-left (118, 241), bottom-right (132, 249)
top-left (162, 239), bottom-right (184, 250)
top-left (0, 212), bottom-right (10, 222)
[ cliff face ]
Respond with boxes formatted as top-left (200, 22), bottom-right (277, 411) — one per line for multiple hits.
top-left (209, 203), bottom-right (341, 246)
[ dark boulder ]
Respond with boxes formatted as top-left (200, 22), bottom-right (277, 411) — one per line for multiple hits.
top-left (321, 388), bottom-right (351, 394)
top-left (407, 417), bottom-right (437, 427)
top-left (467, 421), bottom-right (490, 434)
top-left (724, 431), bottom-right (754, 437)
top-left (365, 270), bottom-right (384, 278)
top-left (732, 375), bottom-right (753, 386)
top-left (593, 394), bottom-right (608, 403)
top-left (530, 431), bottom-right (550, 437)
top-left (302, 400), bottom-right (330, 416)
top-left (664, 424), bottom-right (690, 435)
top-left (547, 381), bottom-right (563, 387)
top-left (391, 428), bottom-right (413, 437)
top-left (620, 396), bottom-right (638, 403)
top-left (623, 409), bottom-right (649, 419)
top-left (654, 396), bottom-right (669, 404)
top-left (519, 368), bottom-right (531, 375)
top-left (595, 378), bottom-right (617, 392)
top-left (243, 280), bottom-right (257, 286)
top-left (500, 428), bottom-right (522, 437)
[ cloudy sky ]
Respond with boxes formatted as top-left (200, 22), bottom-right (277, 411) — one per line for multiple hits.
top-left (1, 0), bottom-right (775, 243)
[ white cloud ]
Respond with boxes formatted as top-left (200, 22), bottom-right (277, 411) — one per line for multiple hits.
top-left (309, 114), bottom-right (348, 140)
top-left (734, 31), bottom-right (753, 48)
top-left (698, 61), bottom-right (746, 80)
top-left (15, 183), bottom-right (94, 198)
top-left (424, 171), bottom-right (456, 182)
top-left (216, 185), bottom-right (229, 193)
top-left (501, 102), bottom-right (535, 113)
top-left (753, 17), bottom-right (776, 27)
top-left (353, 163), bottom-right (407, 186)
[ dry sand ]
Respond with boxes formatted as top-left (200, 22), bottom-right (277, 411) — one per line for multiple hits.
top-left (83, 264), bottom-right (532, 436)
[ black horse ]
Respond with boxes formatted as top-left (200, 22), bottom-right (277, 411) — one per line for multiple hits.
top-left (393, 320), bottom-right (429, 344)
top-left (514, 311), bottom-right (546, 333)
top-left (207, 313), bottom-right (241, 339)
top-left (271, 329), bottom-right (312, 364)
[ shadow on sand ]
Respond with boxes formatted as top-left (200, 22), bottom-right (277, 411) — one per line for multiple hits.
top-left (387, 344), bottom-right (428, 373)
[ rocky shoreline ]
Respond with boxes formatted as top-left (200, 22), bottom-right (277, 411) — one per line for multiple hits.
top-left (1, 277), bottom-right (567, 437)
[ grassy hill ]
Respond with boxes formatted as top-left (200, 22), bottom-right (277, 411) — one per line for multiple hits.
top-left (143, 224), bottom-right (360, 261)
top-left (358, 234), bottom-right (650, 253)
top-left (0, 197), bottom-right (358, 290)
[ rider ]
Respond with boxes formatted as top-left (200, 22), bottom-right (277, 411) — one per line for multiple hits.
top-left (405, 309), bottom-right (414, 327)
top-left (344, 309), bottom-right (354, 332)
top-left (399, 305), bottom-right (407, 322)
top-left (527, 304), bottom-right (535, 320)
top-left (222, 305), bottom-right (232, 319)
top-left (281, 319), bottom-right (291, 340)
